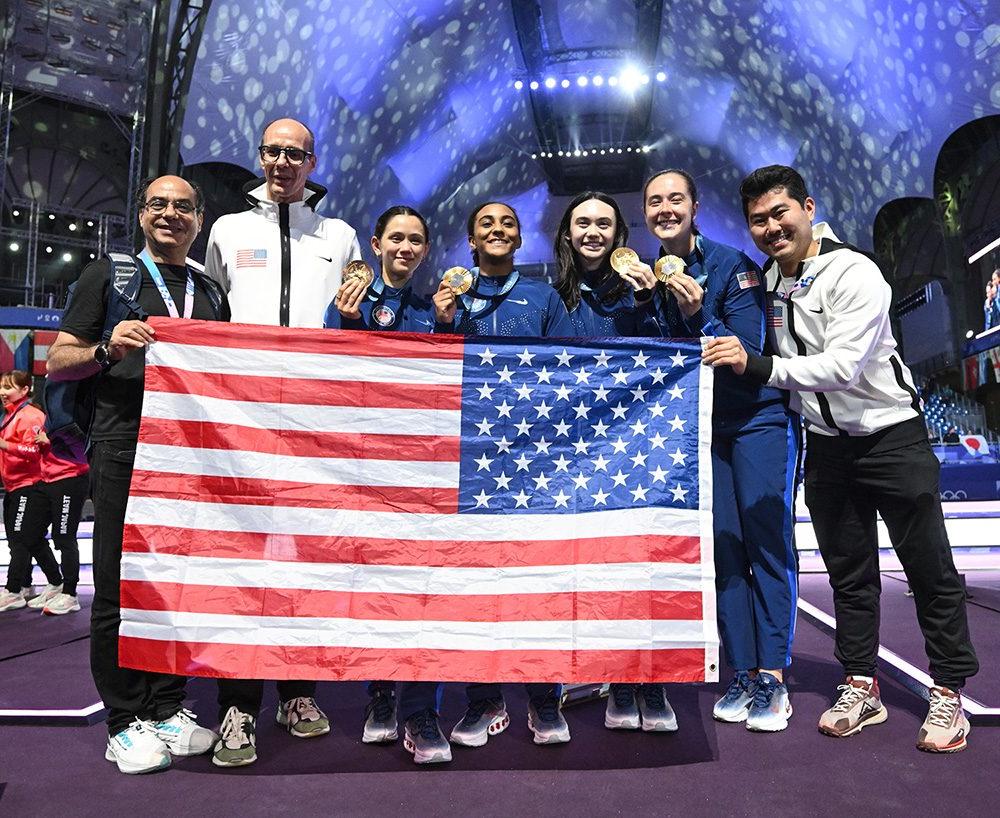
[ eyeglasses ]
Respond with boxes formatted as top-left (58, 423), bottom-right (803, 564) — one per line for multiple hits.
top-left (258, 144), bottom-right (314, 165)
top-left (143, 198), bottom-right (198, 215)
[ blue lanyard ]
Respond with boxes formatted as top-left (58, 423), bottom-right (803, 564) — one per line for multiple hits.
top-left (138, 249), bottom-right (194, 319)
top-left (461, 268), bottom-right (520, 315)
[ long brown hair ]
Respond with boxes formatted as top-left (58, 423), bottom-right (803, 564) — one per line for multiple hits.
top-left (554, 192), bottom-right (630, 313)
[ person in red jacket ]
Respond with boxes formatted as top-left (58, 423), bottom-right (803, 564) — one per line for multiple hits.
top-left (0, 370), bottom-right (65, 611)
top-left (31, 426), bottom-right (88, 614)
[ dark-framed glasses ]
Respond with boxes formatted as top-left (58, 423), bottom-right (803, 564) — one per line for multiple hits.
top-left (143, 198), bottom-right (198, 215)
top-left (258, 144), bottom-right (313, 165)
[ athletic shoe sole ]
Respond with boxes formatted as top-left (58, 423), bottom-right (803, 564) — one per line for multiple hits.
top-left (362, 725), bottom-right (399, 743)
top-left (403, 735), bottom-right (452, 764)
top-left (105, 746), bottom-right (171, 775)
top-left (713, 708), bottom-right (750, 723)
top-left (450, 713), bottom-right (510, 747)
top-left (0, 599), bottom-right (27, 612)
top-left (746, 704), bottom-right (793, 732)
top-left (818, 705), bottom-right (888, 738)
top-left (276, 710), bottom-right (330, 738)
top-left (211, 752), bottom-right (257, 767)
top-left (604, 715), bottom-right (641, 730)
top-left (43, 603), bottom-right (81, 615)
top-left (917, 723), bottom-right (970, 754)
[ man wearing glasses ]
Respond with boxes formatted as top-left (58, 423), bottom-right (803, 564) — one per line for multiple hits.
top-left (204, 117), bottom-right (362, 328)
top-left (204, 118), bottom-right (360, 767)
top-left (48, 175), bottom-right (229, 774)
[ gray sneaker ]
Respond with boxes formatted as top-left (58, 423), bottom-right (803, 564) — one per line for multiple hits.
top-left (713, 671), bottom-right (756, 723)
top-left (212, 707), bottom-right (256, 767)
top-left (638, 684), bottom-right (677, 732)
top-left (745, 672), bottom-right (792, 732)
top-left (527, 693), bottom-right (570, 745)
top-left (276, 696), bottom-right (330, 738)
top-left (449, 696), bottom-right (509, 747)
top-left (362, 688), bottom-right (398, 743)
top-left (818, 677), bottom-right (888, 738)
top-left (605, 684), bottom-right (641, 729)
top-left (403, 709), bottom-right (452, 764)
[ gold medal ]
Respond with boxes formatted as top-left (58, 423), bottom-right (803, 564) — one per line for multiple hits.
top-left (654, 255), bottom-right (685, 282)
top-left (442, 266), bottom-right (473, 295)
top-left (343, 260), bottom-right (374, 286)
top-left (610, 247), bottom-right (640, 274)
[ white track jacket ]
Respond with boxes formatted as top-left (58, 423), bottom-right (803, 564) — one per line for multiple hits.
top-left (749, 222), bottom-right (921, 436)
top-left (204, 180), bottom-right (362, 328)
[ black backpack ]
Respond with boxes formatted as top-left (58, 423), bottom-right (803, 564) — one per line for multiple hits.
top-left (42, 253), bottom-right (147, 462)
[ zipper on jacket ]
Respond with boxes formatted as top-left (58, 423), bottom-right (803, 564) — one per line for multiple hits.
top-left (278, 203), bottom-right (291, 327)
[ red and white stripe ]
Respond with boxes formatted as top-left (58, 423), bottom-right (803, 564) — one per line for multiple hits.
top-left (33, 330), bottom-right (58, 377)
top-left (119, 318), bottom-right (718, 683)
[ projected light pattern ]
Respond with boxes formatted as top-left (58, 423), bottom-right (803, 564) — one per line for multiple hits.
top-left (181, 0), bottom-right (1000, 283)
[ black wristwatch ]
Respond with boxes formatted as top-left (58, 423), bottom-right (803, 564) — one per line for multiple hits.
top-left (94, 342), bottom-right (113, 370)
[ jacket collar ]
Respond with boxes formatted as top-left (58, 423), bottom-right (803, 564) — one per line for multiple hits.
top-left (241, 178), bottom-right (328, 212)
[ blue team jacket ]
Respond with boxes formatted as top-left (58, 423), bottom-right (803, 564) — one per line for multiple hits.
top-left (661, 234), bottom-right (786, 416)
top-left (446, 269), bottom-right (574, 338)
top-left (567, 274), bottom-right (666, 337)
top-left (324, 280), bottom-right (436, 333)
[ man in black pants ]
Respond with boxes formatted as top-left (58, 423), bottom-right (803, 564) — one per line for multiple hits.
top-left (47, 175), bottom-right (229, 773)
top-left (703, 165), bottom-right (978, 753)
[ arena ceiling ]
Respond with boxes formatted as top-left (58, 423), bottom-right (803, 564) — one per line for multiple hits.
top-left (146, 1), bottom-right (1000, 273)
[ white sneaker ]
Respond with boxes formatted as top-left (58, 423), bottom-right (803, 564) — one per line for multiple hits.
top-left (152, 708), bottom-right (217, 756)
top-left (42, 592), bottom-right (81, 615)
top-left (27, 583), bottom-right (63, 609)
top-left (0, 589), bottom-right (28, 612)
top-left (105, 720), bottom-right (171, 774)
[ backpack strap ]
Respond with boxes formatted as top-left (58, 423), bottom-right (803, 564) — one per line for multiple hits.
top-left (104, 252), bottom-right (147, 340)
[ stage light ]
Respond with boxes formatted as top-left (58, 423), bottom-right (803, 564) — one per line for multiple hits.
top-left (966, 330), bottom-right (975, 338)
top-left (45, 245), bottom-right (53, 253)
top-left (8, 242), bottom-right (19, 252)
top-left (599, 149), bottom-right (606, 155)
top-left (530, 153), bottom-right (536, 159)
top-left (656, 71), bottom-right (667, 82)
top-left (87, 220), bottom-right (95, 227)
top-left (11, 209), bottom-right (19, 217)
top-left (642, 145), bottom-right (652, 153)
top-left (560, 79), bottom-right (570, 88)
top-left (47, 213), bottom-right (56, 220)
top-left (557, 150), bottom-right (564, 157)
top-left (529, 80), bottom-right (539, 90)
top-left (608, 76), bottom-right (619, 87)
top-left (641, 74), bottom-right (650, 84)
top-left (577, 75), bottom-right (588, 87)
top-left (573, 149), bottom-right (582, 157)
top-left (89, 253), bottom-right (96, 259)
top-left (69, 223), bottom-right (78, 231)
top-left (544, 77), bottom-right (556, 89)
top-left (62, 252), bottom-right (72, 262)
top-left (619, 66), bottom-right (642, 92)
top-left (593, 75), bottom-right (604, 86)
top-left (513, 80), bottom-right (524, 90)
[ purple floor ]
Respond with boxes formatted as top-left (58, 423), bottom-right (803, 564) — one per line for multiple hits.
top-left (1, 593), bottom-right (997, 816)
top-left (799, 571), bottom-right (999, 705)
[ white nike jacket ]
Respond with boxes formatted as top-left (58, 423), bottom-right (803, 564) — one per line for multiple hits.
top-left (204, 180), bottom-right (362, 328)
top-left (747, 223), bottom-right (921, 436)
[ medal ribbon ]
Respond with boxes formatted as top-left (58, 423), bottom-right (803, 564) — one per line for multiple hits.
top-left (138, 249), bottom-right (195, 319)
top-left (461, 269), bottom-right (520, 315)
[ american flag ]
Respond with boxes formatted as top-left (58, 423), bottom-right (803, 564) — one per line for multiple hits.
top-left (767, 302), bottom-right (784, 328)
top-left (118, 319), bottom-right (718, 683)
top-left (33, 329), bottom-right (59, 376)
top-left (235, 248), bottom-right (268, 268)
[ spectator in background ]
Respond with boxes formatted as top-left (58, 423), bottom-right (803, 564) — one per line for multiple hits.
top-left (985, 276), bottom-right (999, 331)
top-left (943, 426), bottom-right (961, 444)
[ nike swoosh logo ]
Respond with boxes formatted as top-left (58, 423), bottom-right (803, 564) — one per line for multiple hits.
top-left (808, 307), bottom-right (823, 313)
top-left (415, 319), bottom-right (433, 326)
top-left (318, 255), bottom-right (333, 262)
top-left (509, 298), bottom-right (529, 305)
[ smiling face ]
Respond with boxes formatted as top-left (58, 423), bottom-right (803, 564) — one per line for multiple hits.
top-left (567, 199), bottom-right (617, 272)
top-left (468, 203), bottom-right (521, 267)
top-left (372, 214), bottom-right (429, 281)
top-left (0, 377), bottom-right (28, 408)
top-left (746, 186), bottom-right (818, 273)
top-left (259, 119), bottom-right (316, 204)
top-left (644, 172), bottom-right (698, 253)
top-left (138, 175), bottom-right (203, 261)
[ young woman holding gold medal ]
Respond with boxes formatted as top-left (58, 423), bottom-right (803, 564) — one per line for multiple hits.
top-left (643, 169), bottom-right (801, 733)
top-left (324, 205), bottom-right (451, 765)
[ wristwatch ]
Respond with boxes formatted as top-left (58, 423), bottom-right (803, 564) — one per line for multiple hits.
top-left (94, 342), bottom-right (113, 370)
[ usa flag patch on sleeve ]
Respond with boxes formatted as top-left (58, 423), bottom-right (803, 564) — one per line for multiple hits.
top-left (737, 270), bottom-right (759, 289)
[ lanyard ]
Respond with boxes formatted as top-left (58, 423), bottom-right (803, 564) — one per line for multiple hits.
top-left (138, 249), bottom-right (194, 319)
top-left (461, 269), bottom-right (520, 315)
top-left (0, 399), bottom-right (28, 432)
top-left (365, 276), bottom-right (412, 329)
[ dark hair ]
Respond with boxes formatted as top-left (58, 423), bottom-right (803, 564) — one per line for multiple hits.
top-left (374, 205), bottom-right (430, 243)
top-left (136, 176), bottom-right (205, 214)
top-left (466, 201), bottom-right (521, 267)
top-left (0, 369), bottom-right (32, 394)
top-left (261, 117), bottom-right (316, 152)
top-left (739, 165), bottom-right (809, 221)
top-left (553, 192), bottom-right (629, 312)
top-left (642, 168), bottom-right (700, 234)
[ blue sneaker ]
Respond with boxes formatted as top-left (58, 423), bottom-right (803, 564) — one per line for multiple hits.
top-left (527, 692), bottom-right (571, 744)
top-left (450, 696), bottom-right (509, 747)
top-left (637, 684), bottom-right (677, 732)
top-left (403, 709), bottom-right (452, 764)
top-left (713, 671), bottom-right (757, 723)
top-left (746, 672), bottom-right (792, 732)
top-left (605, 684), bottom-right (640, 730)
